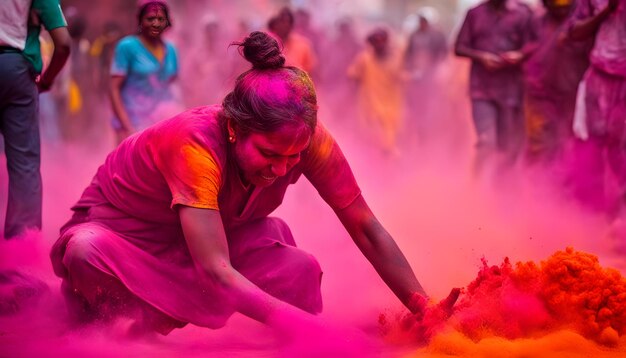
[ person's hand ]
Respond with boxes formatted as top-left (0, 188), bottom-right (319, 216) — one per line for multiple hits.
top-left (401, 288), bottom-right (461, 342)
top-left (479, 52), bottom-right (505, 71)
top-left (281, 320), bottom-right (376, 357)
top-left (271, 311), bottom-right (376, 357)
top-left (500, 50), bottom-right (524, 65)
top-left (35, 76), bottom-right (53, 93)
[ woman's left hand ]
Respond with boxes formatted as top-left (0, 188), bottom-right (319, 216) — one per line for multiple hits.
top-left (402, 288), bottom-right (461, 342)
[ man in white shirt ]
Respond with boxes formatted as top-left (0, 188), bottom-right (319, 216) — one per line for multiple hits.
top-left (0, 0), bottom-right (70, 239)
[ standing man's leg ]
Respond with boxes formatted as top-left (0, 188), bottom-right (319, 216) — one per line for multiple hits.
top-left (524, 95), bottom-right (560, 164)
top-left (0, 53), bottom-right (42, 239)
top-left (498, 102), bottom-right (524, 168)
top-left (523, 95), bottom-right (546, 163)
top-left (470, 99), bottom-right (498, 175)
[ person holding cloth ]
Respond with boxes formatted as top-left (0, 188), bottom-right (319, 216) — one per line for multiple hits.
top-left (567, 0), bottom-right (626, 248)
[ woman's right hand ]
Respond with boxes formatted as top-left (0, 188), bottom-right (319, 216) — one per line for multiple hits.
top-left (270, 310), bottom-right (376, 357)
top-left (179, 207), bottom-right (374, 355)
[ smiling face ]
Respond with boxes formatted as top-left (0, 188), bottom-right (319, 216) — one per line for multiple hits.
top-left (229, 121), bottom-right (312, 187)
top-left (139, 5), bottom-right (168, 39)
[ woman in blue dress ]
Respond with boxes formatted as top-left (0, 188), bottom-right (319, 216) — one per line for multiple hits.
top-left (109, 0), bottom-right (182, 143)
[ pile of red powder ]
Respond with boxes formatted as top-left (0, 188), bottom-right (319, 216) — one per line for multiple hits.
top-left (381, 247), bottom-right (626, 348)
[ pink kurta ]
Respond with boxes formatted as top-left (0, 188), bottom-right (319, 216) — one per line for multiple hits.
top-left (565, 0), bottom-right (626, 213)
top-left (50, 105), bottom-right (361, 329)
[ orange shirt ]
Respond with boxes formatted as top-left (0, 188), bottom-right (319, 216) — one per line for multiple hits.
top-left (280, 32), bottom-right (317, 74)
top-left (84, 105), bottom-right (360, 231)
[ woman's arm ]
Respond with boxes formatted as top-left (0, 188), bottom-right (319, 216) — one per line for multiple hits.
top-left (334, 195), bottom-right (427, 311)
top-left (109, 75), bottom-right (135, 137)
top-left (180, 206), bottom-right (373, 353)
top-left (178, 206), bottom-right (318, 330)
top-left (334, 195), bottom-right (460, 318)
top-left (569, 0), bottom-right (618, 41)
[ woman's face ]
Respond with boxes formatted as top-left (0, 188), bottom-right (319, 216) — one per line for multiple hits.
top-left (140, 6), bottom-right (168, 39)
top-left (231, 121), bottom-right (311, 187)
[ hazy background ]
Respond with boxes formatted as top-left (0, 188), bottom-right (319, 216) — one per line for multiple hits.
top-left (1, 0), bottom-right (624, 356)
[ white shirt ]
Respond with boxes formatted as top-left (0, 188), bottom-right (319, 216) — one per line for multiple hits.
top-left (0, 0), bottom-right (33, 50)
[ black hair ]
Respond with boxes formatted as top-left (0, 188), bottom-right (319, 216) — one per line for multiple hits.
top-left (367, 27), bottom-right (388, 45)
top-left (137, 1), bottom-right (171, 28)
top-left (221, 31), bottom-right (317, 136)
top-left (277, 7), bottom-right (295, 26)
top-left (236, 31), bottom-right (285, 70)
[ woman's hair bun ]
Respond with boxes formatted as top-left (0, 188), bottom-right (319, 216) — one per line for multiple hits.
top-left (238, 31), bottom-right (285, 70)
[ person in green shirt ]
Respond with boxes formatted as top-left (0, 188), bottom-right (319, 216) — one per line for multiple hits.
top-left (0, 0), bottom-right (70, 239)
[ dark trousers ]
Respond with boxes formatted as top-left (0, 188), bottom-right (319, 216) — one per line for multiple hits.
top-left (471, 99), bottom-right (524, 170)
top-left (0, 53), bottom-right (42, 238)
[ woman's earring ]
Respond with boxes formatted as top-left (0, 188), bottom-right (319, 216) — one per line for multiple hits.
top-left (228, 135), bottom-right (236, 143)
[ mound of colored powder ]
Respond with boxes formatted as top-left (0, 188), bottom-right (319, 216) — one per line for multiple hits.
top-left (415, 329), bottom-right (626, 357)
top-left (452, 256), bottom-right (553, 342)
top-left (381, 247), bottom-right (626, 350)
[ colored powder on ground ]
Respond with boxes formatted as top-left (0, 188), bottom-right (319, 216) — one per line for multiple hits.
top-left (413, 329), bottom-right (626, 358)
top-left (381, 247), bottom-right (626, 355)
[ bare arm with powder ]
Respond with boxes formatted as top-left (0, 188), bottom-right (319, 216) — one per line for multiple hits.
top-left (301, 122), bottom-right (458, 317)
top-left (109, 75), bottom-right (136, 140)
top-left (178, 206), bottom-right (324, 332)
top-left (334, 195), bottom-right (459, 316)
